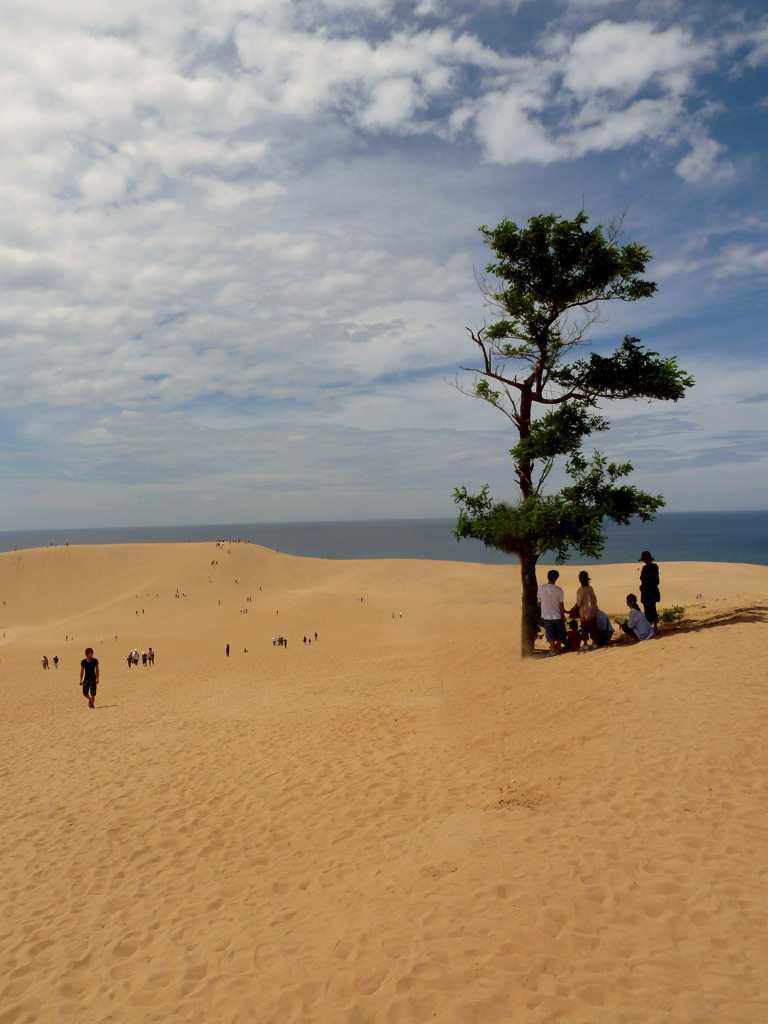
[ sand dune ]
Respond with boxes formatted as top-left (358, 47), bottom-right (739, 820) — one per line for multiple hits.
top-left (1, 543), bottom-right (767, 1023)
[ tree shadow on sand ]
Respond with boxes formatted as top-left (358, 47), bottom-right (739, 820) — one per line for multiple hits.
top-left (654, 604), bottom-right (768, 638)
top-left (607, 604), bottom-right (768, 647)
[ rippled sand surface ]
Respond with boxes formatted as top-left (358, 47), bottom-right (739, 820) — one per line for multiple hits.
top-left (2, 543), bottom-right (767, 1023)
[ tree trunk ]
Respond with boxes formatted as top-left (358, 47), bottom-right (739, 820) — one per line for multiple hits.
top-left (518, 543), bottom-right (539, 658)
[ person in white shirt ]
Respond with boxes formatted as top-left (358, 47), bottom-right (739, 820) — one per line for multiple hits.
top-left (537, 569), bottom-right (567, 656)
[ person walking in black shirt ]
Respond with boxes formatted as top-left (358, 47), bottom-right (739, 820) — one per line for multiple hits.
top-left (79, 647), bottom-right (99, 709)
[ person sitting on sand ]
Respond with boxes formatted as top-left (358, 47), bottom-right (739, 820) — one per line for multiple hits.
top-left (594, 609), bottom-right (614, 647)
top-left (575, 571), bottom-right (598, 646)
top-left (79, 647), bottom-right (99, 708)
top-left (565, 620), bottom-right (582, 652)
top-left (618, 594), bottom-right (654, 641)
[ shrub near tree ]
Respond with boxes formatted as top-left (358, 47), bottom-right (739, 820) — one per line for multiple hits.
top-left (453, 211), bottom-right (694, 657)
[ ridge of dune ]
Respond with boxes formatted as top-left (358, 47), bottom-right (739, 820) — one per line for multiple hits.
top-left (2, 543), bottom-right (767, 1024)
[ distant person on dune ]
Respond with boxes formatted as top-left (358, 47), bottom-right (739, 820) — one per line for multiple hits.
top-left (79, 648), bottom-right (99, 709)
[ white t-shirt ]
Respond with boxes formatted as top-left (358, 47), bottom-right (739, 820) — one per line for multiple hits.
top-left (537, 582), bottom-right (564, 620)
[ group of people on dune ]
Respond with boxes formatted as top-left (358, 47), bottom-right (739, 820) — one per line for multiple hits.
top-left (537, 551), bottom-right (660, 657)
top-left (126, 647), bottom-right (154, 666)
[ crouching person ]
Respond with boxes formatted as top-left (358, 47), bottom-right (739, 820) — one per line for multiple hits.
top-left (594, 608), bottom-right (615, 647)
top-left (619, 594), bottom-right (654, 641)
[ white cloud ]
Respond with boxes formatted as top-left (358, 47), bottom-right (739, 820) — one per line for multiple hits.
top-left (570, 96), bottom-right (682, 152)
top-left (358, 77), bottom-right (420, 128)
top-left (472, 83), bottom-right (562, 163)
top-left (736, 20), bottom-right (768, 69)
top-left (232, 21), bottom-right (509, 127)
top-left (675, 134), bottom-right (735, 184)
top-left (452, 18), bottom-right (720, 166)
top-left (560, 21), bottom-right (710, 98)
top-left (711, 242), bottom-right (768, 279)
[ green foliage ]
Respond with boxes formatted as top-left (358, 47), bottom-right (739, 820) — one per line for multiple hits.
top-left (479, 211), bottom-right (657, 361)
top-left (454, 451), bottom-right (664, 563)
top-left (511, 401), bottom-right (608, 466)
top-left (556, 336), bottom-right (695, 402)
top-left (659, 605), bottom-right (686, 623)
top-left (475, 378), bottom-right (501, 404)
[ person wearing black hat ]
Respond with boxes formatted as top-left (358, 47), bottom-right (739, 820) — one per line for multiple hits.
top-left (639, 551), bottom-right (660, 626)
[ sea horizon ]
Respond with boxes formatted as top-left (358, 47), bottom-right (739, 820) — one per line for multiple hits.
top-left (1, 510), bottom-right (767, 567)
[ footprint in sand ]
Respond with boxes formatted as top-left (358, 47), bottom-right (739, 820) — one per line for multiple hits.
top-left (112, 936), bottom-right (139, 959)
top-left (332, 938), bottom-right (354, 960)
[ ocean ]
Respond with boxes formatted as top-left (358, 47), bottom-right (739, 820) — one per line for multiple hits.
top-left (1, 512), bottom-right (767, 566)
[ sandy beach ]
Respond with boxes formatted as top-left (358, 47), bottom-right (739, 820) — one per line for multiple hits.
top-left (1, 542), bottom-right (767, 1024)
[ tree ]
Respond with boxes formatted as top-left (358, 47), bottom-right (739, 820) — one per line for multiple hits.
top-left (453, 211), bottom-right (694, 657)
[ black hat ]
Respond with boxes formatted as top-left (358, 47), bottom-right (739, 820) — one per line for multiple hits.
top-left (639, 551), bottom-right (654, 561)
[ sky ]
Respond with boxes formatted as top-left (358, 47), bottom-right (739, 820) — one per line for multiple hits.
top-left (1, 0), bottom-right (767, 530)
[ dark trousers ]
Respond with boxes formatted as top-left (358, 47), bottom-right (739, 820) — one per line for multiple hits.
top-left (642, 598), bottom-right (658, 625)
